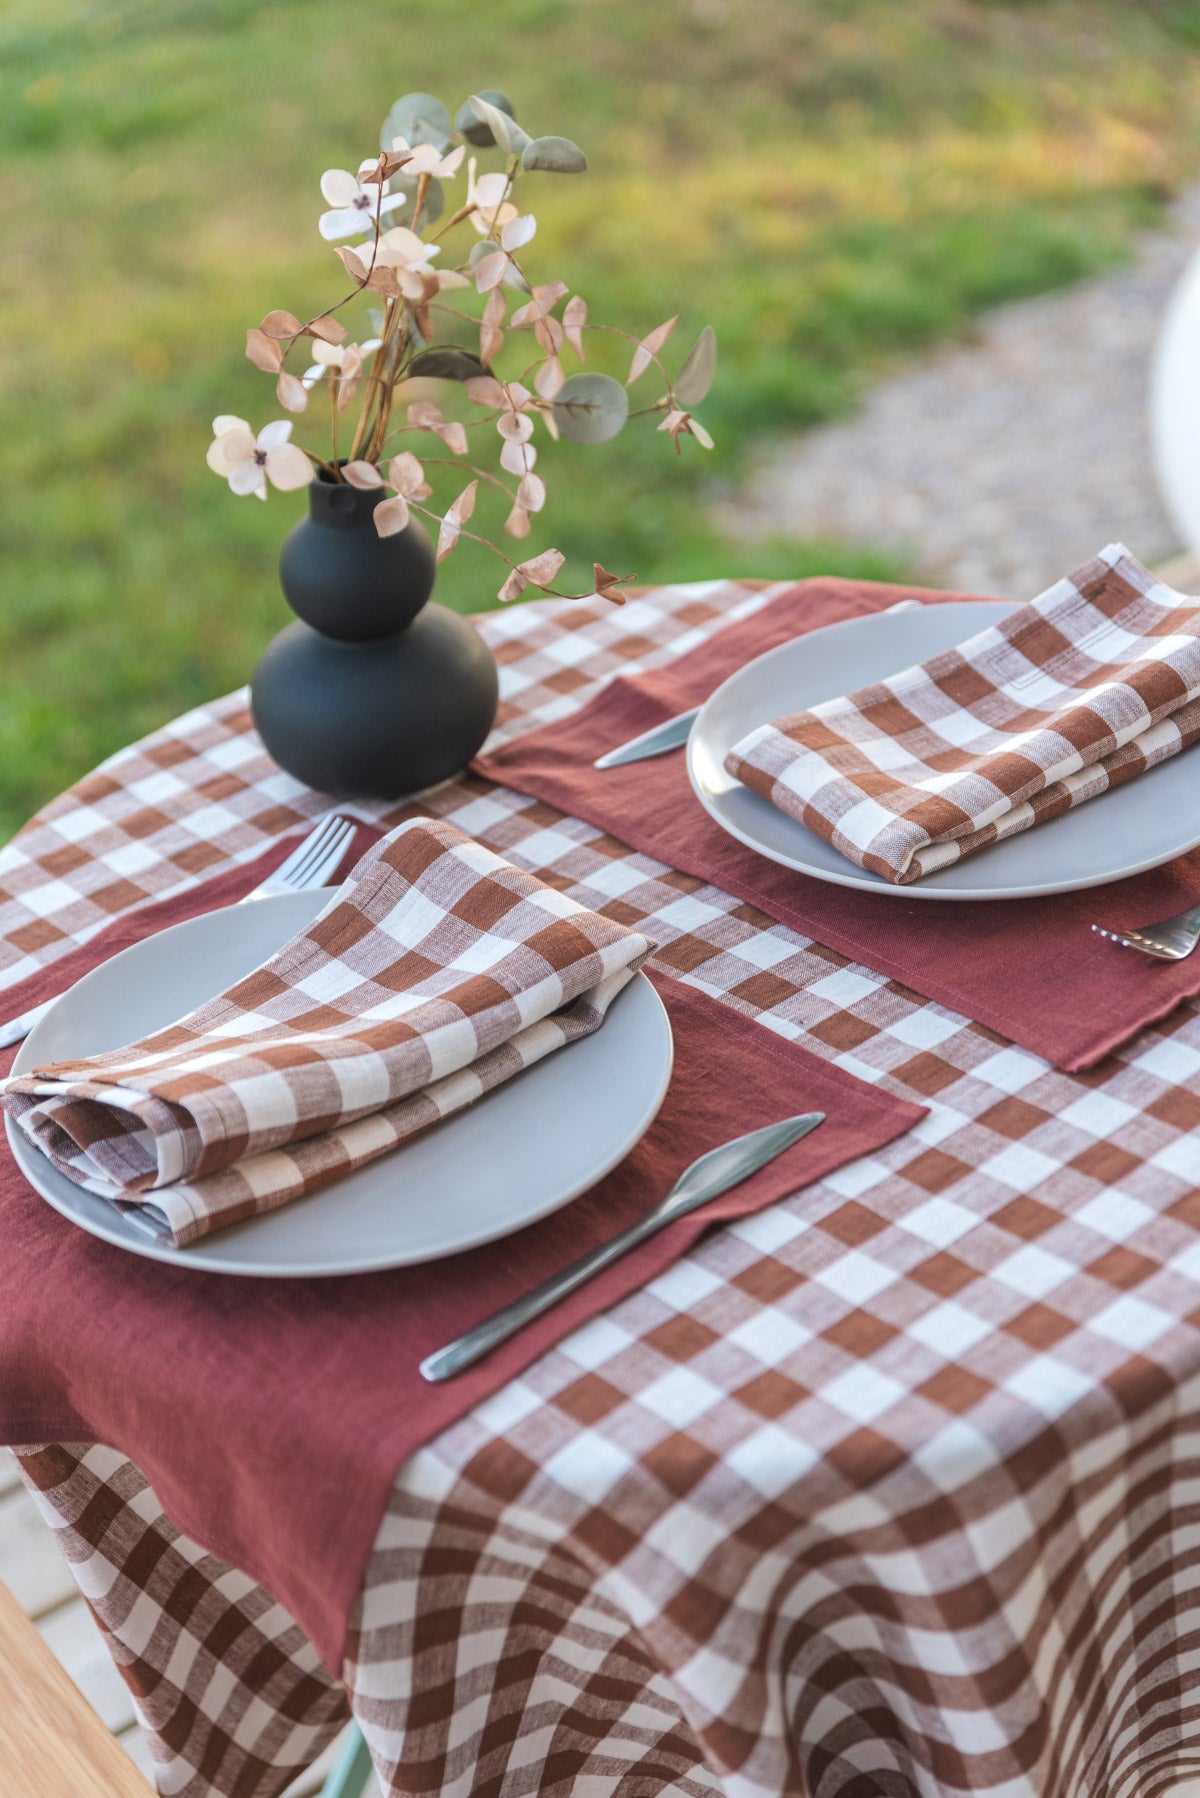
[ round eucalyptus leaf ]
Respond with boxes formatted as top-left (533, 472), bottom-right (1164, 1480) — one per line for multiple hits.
top-left (381, 92), bottom-right (451, 153)
top-left (467, 94), bottom-right (530, 157)
top-left (407, 346), bottom-right (487, 381)
top-left (455, 90), bottom-right (516, 147)
top-left (674, 324), bottom-right (717, 407)
top-left (520, 135), bottom-right (588, 174)
top-left (387, 174), bottom-right (444, 229)
top-left (553, 373), bottom-right (629, 444)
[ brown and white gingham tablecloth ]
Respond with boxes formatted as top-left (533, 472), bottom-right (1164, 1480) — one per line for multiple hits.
top-left (9, 578), bottom-right (1200, 1798)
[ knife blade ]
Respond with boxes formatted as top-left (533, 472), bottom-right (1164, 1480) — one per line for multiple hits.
top-left (591, 599), bottom-right (924, 771)
top-left (593, 707), bottom-right (701, 769)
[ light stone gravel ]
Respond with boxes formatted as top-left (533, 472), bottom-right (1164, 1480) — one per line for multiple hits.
top-left (721, 186), bottom-right (1200, 598)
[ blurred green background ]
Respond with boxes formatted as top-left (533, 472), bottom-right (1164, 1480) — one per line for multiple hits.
top-left (3, 0), bottom-right (1200, 840)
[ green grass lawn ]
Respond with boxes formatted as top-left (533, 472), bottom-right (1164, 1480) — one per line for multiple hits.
top-left (3, 0), bottom-right (1200, 839)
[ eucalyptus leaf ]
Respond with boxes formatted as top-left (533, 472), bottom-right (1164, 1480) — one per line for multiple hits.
top-left (381, 92), bottom-right (451, 153)
top-left (387, 174), bottom-right (444, 229)
top-left (674, 324), bottom-right (717, 407)
top-left (520, 135), bottom-right (588, 174)
top-left (456, 90), bottom-right (515, 147)
top-left (407, 346), bottom-right (487, 381)
top-left (467, 94), bottom-right (530, 157)
top-left (552, 372), bottom-right (629, 444)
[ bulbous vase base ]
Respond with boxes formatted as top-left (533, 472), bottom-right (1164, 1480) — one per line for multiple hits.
top-left (251, 603), bottom-right (500, 800)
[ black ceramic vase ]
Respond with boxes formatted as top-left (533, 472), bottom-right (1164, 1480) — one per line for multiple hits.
top-left (250, 473), bottom-right (499, 800)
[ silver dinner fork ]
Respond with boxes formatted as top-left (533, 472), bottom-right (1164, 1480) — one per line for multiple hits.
top-left (1091, 904), bottom-right (1200, 962)
top-left (0, 812), bottom-right (358, 1051)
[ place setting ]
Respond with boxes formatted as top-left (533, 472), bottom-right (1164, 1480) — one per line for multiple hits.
top-left (0, 804), bottom-right (921, 1678)
top-left (1, 817), bottom-right (677, 1281)
top-left (480, 542), bottom-right (1200, 1070)
top-left (0, 807), bottom-right (919, 1361)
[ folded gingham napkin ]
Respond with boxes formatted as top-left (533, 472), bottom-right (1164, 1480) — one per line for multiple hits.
top-left (725, 545), bottom-right (1200, 885)
top-left (1, 819), bottom-right (653, 1247)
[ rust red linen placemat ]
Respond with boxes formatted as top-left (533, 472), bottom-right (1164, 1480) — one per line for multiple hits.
top-left (0, 846), bottom-right (923, 1673)
top-left (476, 575), bottom-right (1200, 1071)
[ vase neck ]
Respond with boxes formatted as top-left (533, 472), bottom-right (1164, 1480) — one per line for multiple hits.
top-left (308, 474), bottom-right (384, 529)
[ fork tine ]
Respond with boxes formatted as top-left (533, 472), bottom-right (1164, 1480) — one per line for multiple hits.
top-left (1091, 920), bottom-right (1193, 961)
top-left (273, 813), bottom-right (343, 888)
top-left (292, 820), bottom-right (357, 891)
top-left (287, 819), bottom-right (354, 889)
top-left (243, 814), bottom-right (362, 904)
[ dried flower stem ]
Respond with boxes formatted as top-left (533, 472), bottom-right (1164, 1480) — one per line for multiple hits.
top-left (346, 181), bottom-right (395, 466)
top-left (376, 410), bottom-right (497, 457)
top-left (364, 300), bottom-right (411, 462)
top-left (407, 499), bottom-right (590, 601)
top-left (417, 454), bottom-right (522, 505)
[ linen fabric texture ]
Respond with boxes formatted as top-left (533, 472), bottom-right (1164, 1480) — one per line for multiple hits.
top-left (725, 544), bottom-right (1200, 883)
top-left (1, 818), bottom-right (652, 1246)
top-left (11, 579), bottom-right (1200, 1794)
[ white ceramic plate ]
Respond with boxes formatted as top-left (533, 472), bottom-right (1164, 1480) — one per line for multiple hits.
top-left (688, 600), bottom-right (1200, 901)
top-left (6, 892), bottom-right (673, 1277)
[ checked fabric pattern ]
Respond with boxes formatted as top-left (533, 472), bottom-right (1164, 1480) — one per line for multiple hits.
top-left (8, 575), bottom-right (1200, 1796)
top-left (727, 544), bottom-right (1200, 883)
top-left (1, 819), bottom-right (650, 1246)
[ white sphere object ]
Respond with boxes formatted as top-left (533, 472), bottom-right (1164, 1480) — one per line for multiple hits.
top-left (1151, 246), bottom-right (1200, 558)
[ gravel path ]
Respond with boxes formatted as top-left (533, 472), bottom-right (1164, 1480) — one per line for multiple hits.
top-left (722, 186), bottom-right (1200, 598)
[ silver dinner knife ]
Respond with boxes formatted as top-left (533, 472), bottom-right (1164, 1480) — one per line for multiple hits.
top-left (593, 708), bottom-right (700, 769)
top-left (591, 598), bottom-right (923, 770)
top-left (419, 1110), bottom-right (825, 1382)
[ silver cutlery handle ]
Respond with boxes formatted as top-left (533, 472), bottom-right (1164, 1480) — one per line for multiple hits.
top-left (420, 1207), bottom-right (669, 1383)
top-left (421, 1110), bottom-right (826, 1382)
